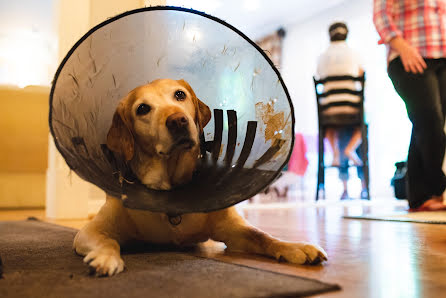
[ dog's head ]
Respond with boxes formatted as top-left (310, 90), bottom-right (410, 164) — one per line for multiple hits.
top-left (106, 79), bottom-right (211, 163)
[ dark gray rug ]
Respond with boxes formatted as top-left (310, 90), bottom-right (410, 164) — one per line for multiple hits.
top-left (0, 219), bottom-right (340, 298)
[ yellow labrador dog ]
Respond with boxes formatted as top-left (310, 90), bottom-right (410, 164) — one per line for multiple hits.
top-left (73, 79), bottom-right (327, 276)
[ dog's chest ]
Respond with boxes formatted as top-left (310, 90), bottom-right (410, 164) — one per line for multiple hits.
top-left (128, 211), bottom-right (210, 245)
top-left (134, 160), bottom-right (172, 190)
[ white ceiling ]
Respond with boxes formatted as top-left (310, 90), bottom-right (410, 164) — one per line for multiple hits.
top-left (0, 0), bottom-right (347, 40)
top-left (167, 0), bottom-right (347, 39)
top-left (0, 0), bottom-right (348, 86)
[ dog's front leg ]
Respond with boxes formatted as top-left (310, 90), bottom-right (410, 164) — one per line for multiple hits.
top-left (209, 208), bottom-right (327, 265)
top-left (73, 197), bottom-right (133, 276)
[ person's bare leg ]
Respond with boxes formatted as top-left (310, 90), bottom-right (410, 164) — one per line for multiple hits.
top-left (344, 128), bottom-right (363, 166)
top-left (325, 128), bottom-right (340, 166)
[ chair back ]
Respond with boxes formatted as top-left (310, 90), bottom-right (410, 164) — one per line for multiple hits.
top-left (313, 74), bottom-right (365, 127)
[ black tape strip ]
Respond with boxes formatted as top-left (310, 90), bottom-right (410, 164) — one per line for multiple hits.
top-left (224, 110), bottom-right (237, 165)
top-left (252, 139), bottom-right (286, 169)
top-left (199, 133), bottom-right (207, 156)
top-left (236, 121), bottom-right (257, 169)
top-left (212, 109), bottom-right (223, 162)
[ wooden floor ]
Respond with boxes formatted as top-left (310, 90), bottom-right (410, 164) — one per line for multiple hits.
top-left (2, 201), bottom-right (446, 298)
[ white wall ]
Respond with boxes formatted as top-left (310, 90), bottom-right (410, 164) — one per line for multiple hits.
top-left (281, 0), bottom-right (412, 198)
top-left (0, 0), bottom-right (57, 87)
top-left (46, 0), bottom-right (164, 219)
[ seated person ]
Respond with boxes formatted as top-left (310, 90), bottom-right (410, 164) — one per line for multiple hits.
top-left (316, 21), bottom-right (364, 167)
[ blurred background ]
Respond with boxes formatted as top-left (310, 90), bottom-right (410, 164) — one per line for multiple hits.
top-left (0, 0), bottom-right (411, 216)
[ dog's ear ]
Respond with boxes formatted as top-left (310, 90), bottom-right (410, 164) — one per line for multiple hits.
top-left (178, 79), bottom-right (211, 132)
top-left (196, 97), bottom-right (211, 131)
top-left (106, 102), bottom-right (134, 161)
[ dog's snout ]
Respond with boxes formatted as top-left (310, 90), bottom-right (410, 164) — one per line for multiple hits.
top-left (166, 112), bottom-right (189, 135)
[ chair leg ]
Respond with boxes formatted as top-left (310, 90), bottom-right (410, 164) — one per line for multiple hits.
top-left (316, 128), bottom-right (325, 201)
top-left (316, 152), bottom-right (321, 201)
top-left (321, 130), bottom-right (326, 200)
top-left (365, 140), bottom-right (370, 200)
top-left (365, 165), bottom-right (370, 200)
top-left (362, 124), bottom-right (370, 200)
top-left (322, 165), bottom-right (326, 200)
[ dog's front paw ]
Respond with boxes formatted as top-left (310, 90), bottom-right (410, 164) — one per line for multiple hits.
top-left (84, 250), bottom-right (125, 276)
top-left (273, 242), bottom-right (328, 265)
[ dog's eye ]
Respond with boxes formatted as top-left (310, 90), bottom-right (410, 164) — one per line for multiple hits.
top-left (174, 90), bottom-right (186, 101)
top-left (136, 103), bottom-right (151, 116)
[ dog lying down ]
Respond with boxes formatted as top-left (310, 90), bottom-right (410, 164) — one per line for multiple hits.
top-left (73, 79), bottom-right (327, 276)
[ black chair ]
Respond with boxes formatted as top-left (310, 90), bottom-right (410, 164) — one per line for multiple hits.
top-left (313, 74), bottom-right (370, 201)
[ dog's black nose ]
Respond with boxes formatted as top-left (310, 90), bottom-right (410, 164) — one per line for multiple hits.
top-left (166, 112), bottom-right (189, 136)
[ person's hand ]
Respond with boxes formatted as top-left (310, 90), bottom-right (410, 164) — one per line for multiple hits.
top-left (390, 37), bottom-right (427, 74)
top-left (399, 42), bottom-right (427, 74)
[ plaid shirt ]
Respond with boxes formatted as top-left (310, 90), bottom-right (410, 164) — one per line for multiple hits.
top-left (373, 0), bottom-right (446, 60)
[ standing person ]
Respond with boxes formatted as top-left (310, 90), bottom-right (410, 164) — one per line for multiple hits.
top-left (317, 22), bottom-right (368, 200)
top-left (374, 0), bottom-right (446, 211)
